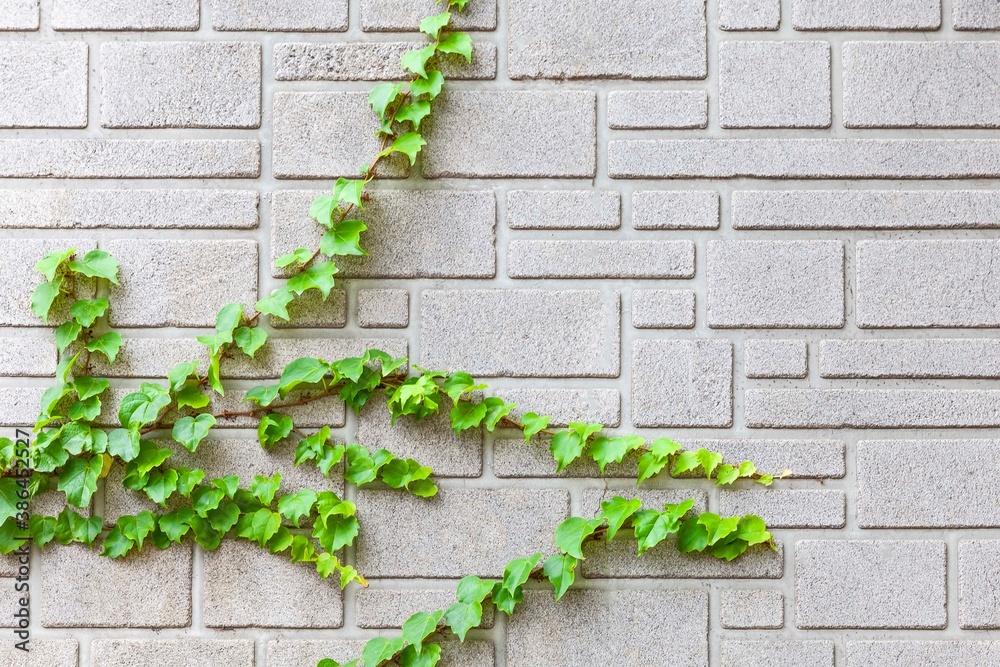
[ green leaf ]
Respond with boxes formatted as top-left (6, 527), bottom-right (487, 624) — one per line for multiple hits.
top-left (542, 553), bottom-right (577, 600)
top-left (175, 467), bottom-right (205, 497)
top-left (101, 526), bottom-right (134, 558)
top-left (449, 401), bottom-right (486, 433)
top-left (739, 461), bottom-right (757, 478)
top-left (402, 610), bottom-right (444, 654)
top-left (245, 384), bottom-right (280, 408)
top-left (673, 450), bottom-right (702, 476)
top-left (258, 413), bottom-right (295, 449)
top-left (401, 44), bottom-right (437, 78)
top-left (176, 386), bottom-right (210, 410)
top-left (251, 472), bottom-right (282, 506)
top-left (711, 537), bottom-right (749, 561)
top-left (159, 508), bottom-right (196, 542)
top-left (696, 448), bottom-right (724, 479)
top-left (277, 489), bottom-right (317, 527)
top-left (716, 464), bottom-right (739, 486)
top-left (482, 396), bottom-right (516, 432)
top-left (410, 70), bottom-right (445, 99)
top-left (456, 575), bottom-right (494, 604)
top-left (589, 434), bottom-right (644, 474)
top-left (502, 553), bottom-right (541, 595)
top-left (419, 10), bottom-right (450, 37)
top-left (57, 456), bottom-right (103, 507)
top-left (334, 178), bottom-right (366, 209)
top-left (320, 219), bottom-right (367, 257)
top-left (74, 376), bottom-right (109, 401)
top-left (233, 326), bottom-right (266, 359)
top-left (757, 474), bottom-right (774, 487)
top-left (108, 428), bottom-right (141, 462)
top-left (70, 298), bottom-right (108, 327)
top-left (0, 478), bottom-right (22, 524)
top-left (235, 508), bottom-right (282, 548)
top-left (631, 505), bottom-right (689, 555)
top-left (60, 422), bottom-right (94, 455)
top-left (143, 468), bottom-right (179, 507)
top-left (207, 500), bottom-right (241, 533)
top-left (399, 643), bottom-right (441, 667)
top-left (171, 413), bottom-right (215, 452)
top-left (118, 383), bottom-right (171, 429)
top-left (554, 517), bottom-right (602, 559)
top-left (118, 511), bottom-right (156, 549)
top-left (35, 248), bottom-right (75, 281)
top-left (256, 287), bottom-right (294, 321)
top-left (275, 247), bottom-right (312, 268)
top-left (312, 513), bottom-right (360, 552)
top-left (279, 357), bottom-right (330, 394)
top-left (735, 515), bottom-right (771, 546)
top-left (68, 249), bottom-right (119, 284)
top-left (600, 496), bottom-right (643, 541)
top-left (67, 395), bottom-right (101, 422)
top-left (395, 101), bottom-right (431, 129)
top-left (31, 276), bottom-right (63, 323)
top-left (636, 452), bottom-right (669, 486)
top-left (368, 82), bottom-right (403, 121)
top-left (212, 475), bottom-right (240, 499)
top-left (361, 637), bottom-right (405, 667)
top-left (85, 331), bottom-right (123, 364)
top-left (54, 321), bottom-right (82, 352)
top-left (30, 515), bottom-right (57, 549)
top-left (696, 512), bottom-right (740, 546)
top-left (521, 412), bottom-right (550, 443)
top-left (550, 429), bottom-right (584, 473)
top-left (437, 32), bottom-right (473, 61)
top-left (391, 132), bottom-right (427, 166)
top-left (444, 601), bottom-right (482, 641)
top-left (287, 262), bottom-right (339, 299)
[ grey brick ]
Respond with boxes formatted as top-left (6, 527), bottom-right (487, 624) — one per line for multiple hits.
top-left (274, 42), bottom-right (496, 81)
top-left (858, 439), bottom-right (1000, 527)
top-left (633, 191), bottom-right (719, 230)
top-left (269, 639), bottom-right (494, 667)
top-left (360, 0), bottom-right (497, 31)
top-left (632, 290), bottom-right (696, 329)
top-left (632, 340), bottom-right (733, 427)
top-left (858, 240), bottom-right (1000, 328)
top-left (493, 388), bottom-right (620, 428)
top-left (507, 590), bottom-right (707, 667)
top-left (955, 0), bottom-right (1000, 28)
top-left (92, 640), bottom-right (254, 667)
top-left (959, 540), bottom-right (1000, 629)
top-left (41, 543), bottom-right (191, 627)
top-left (508, 240), bottom-right (694, 279)
top-left (211, 0), bottom-right (347, 31)
top-left (494, 438), bottom-right (637, 479)
top-left (273, 93), bottom-right (409, 179)
top-left (0, 579), bottom-right (23, 628)
top-left (720, 42), bottom-right (831, 128)
top-left (0, 239), bottom-right (96, 327)
top-left (722, 641), bottom-right (833, 667)
top-left (0, 189), bottom-right (258, 229)
top-left (0, 337), bottom-right (56, 376)
top-left (204, 541), bottom-right (342, 628)
top-left (358, 289), bottom-right (409, 328)
top-left (507, 190), bottom-right (620, 230)
top-left (355, 488), bottom-right (568, 577)
top-left (747, 389), bottom-right (1000, 428)
top-left (356, 589), bottom-right (495, 628)
top-left (583, 539), bottom-right (783, 579)
top-left (732, 189), bottom-right (1000, 230)
top-left (0, 639), bottom-right (77, 667)
top-left (106, 240), bottom-right (257, 327)
top-left (608, 91), bottom-right (708, 129)
top-left (423, 92), bottom-right (596, 178)
top-left (720, 0), bottom-right (781, 29)
top-left (845, 42), bottom-right (1000, 128)
top-left (420, 289), bottom-right (620, 378)
top-left (719, 490), bottom-right (845, 528)
top-left (820, 339), bottom-right (1000, 378)
top-left (719, 590), bottom-right (784, 629)
top-left (356, 402), bottom-right (482, 477)
top-left (0, 388), bottom-right (49, 426)
top-left (0, 0), bottom-right (37, 29)
top-left (795, 540), bottom-right (946, 629)
top-left (0, 42), bottom-right (87, 128)
top-left (708, 240), bottom-right (844, 328)
top-left (676, 439), bottom-right (845, 479)
top-left (745, 339), bottom-right (808, 378)
top-left (101, 42), bottom-right (260, 129)
top-left (0, 139), bottom-right (259, 179)
top-left (272, 288), bottom-right (347, 329)
top-left (271, 189), bottom-right (495, 278)
top-left (53, 0), bottom-right (199, 30)
top-left (793, 0), bottom-right (941, 29)
top-left (508, 0), bottom-right (706, 79)
top-left (846, 642), bottom-right (1000, 666)
top-left (608, 139), bottom-right (1000, 179)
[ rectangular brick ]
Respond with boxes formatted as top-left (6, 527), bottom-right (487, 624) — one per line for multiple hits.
top-left (719, 490), bottom-right (845, 528)
top-left (0, 43), bottom-right (87, 128)
top-left (101, 42), bottom-right (259, 129)
top-left (269, 640), bottom-right (494, 667)
top-left (719, 591), bottom-right (784, 629)
top-left (273, 289), bottom-right (346, 329)
top-left (608, 139), bottom-right (1000, 179)
top-left (106, 240), bottom-right (257, 327)
top-left (53, 0), bottom-right (199, 29)
top-left (722, 641), bottom-right (833, 667)
top-left (360, 0), bottom-right (497, 31)
top-left (795, 540), bottom-right (946, 629)
top-left (676, 438), bottom-right (845, 478)
top-left (858, 240), bottom-right (1000, 327)
top-left (92, 640), bottom-right (253, 667)
top-left (720, 0), bottom-right (781, 29)
top-left (845, 42), bottom-right (1000, 128)
top-left (608, 91), bottom-right (708, 129)
top-left (423, 92), bottom-right (595, 178)
top-left (357, 289), bottom-right (408, 328)
top-left (959, 540), bottom-right (1000, 629)
top-left (584, 538), bottom-right (783, 579)
top-left (41, 543), bottom-right (191, 627)
top-left (355, 488), bottom-right (568, 577)
top-left (847, 642), bottom-right (1000, 666)
top-left (0, 239), bottom-right (96, 327)
top-left (493, 438), bottom-right (635, 478)
top-left (420, 289), bottom-right (620, 378)
top-left (271, 189), bottom-right (495, 278)
top-left (211, 0), bottom-right (347, 30)
top-left (633, 340), bottom-right (732, 427)
top-left (508, 0), bottom-right (706, 79)
top-left (493, 388), bottom-right (620, 428)
top-left (0, 189), bottom-right (258, 229)
top-left (820, 339), bottom-right (1000, 378)
top-left (0, 639), bottom-right (77, 666)
top-left (356, 589), bottom-right (495, 628)
top-left (0, 388), bottom-right (48, 426)
top-left (0, 139), bottom-right (259, 179)
top-left (747, 389), bottom-right (1000, 428)
top-left (274, 41), bottom-right (496, 81)
top-left (858, 439), bottom-right (1000, 527)
top-left (733, 189), bottom-right (1000, 229)
top-left (792, 0), bottom-right (941, 29)
top-left (508, 590), bottom-right (706, 667)
top-left (0, 337), bottom-right (56, 376)
top-left (508, 240), bottom-right (694, 279)
top-left (507, 190), bottom-right (620, 230)
top-left (955, 0), bottom-right (1000, 28)
top-left (633, 191), bottom-right (719, 229)
top-left (632, 289), bottom-right (696, 329)
top-left (745, 339), bottom-right (808, 378)
top-left (0, 0), bottom-right (37, 29)
top-left (708, 240), bottom-right (844, 328)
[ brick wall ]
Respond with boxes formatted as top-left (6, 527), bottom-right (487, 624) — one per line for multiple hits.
top-left (1, 0), bottom-right (999, 665)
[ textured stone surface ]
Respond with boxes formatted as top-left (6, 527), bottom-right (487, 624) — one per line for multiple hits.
top-left (0, 0), bottom-right (38, 29)
top-left (745, 339), bottom-right (808, 378)
top-left (608, 91), bottom-right (708, 129)
top-left (674, 438), bottom-right (845, 478)
top-left (846, 642), bottom-right (1000, 666)
top-left (795, 540), bottom-right (947, 629)
top-left (356, 588), bottom-right (495, 628)
top-left (211, 0), bottom-right (347, 30)
top-left (0, 639), bottom-right (77, 666)
top-left (507, 190), bottom-right (619, 229)
top-left (857, 240), bottom-right (1000, 327)
top-left (420, 289), bottom-right (620, 377)
top-left (719, 590), bottom-right (784, 629)
top-left (0, 239), bottom-right (96, 326)
top-left (508, 240), bottom-right (694, 279)
top-left (101, 42), bottom-right (260, 129)
top-left (508, 590), bottom-right (707, 667)
top-left (53, 0), bottom-right (199, 29)
top-left (269, 639), bottom-right (494, 667)
top-left (355, 488), bottom-right (569, 577)
top-left (820, 339), bottom-right (1000, 378)
top-left (508, 0), bottom-right (706, 79)
top-left (492, 388), bottom-right (620, 428)
top-left (92, 640), bottom-right (254, 666)
top-left (722, 641), bottom-right (833, 666)
top-left (959, 540), bottom-right (1000, 629)
top-left (272, 288), bottom-right (347, 329)
top-left (275, 42), bottom-right (496, 81)
top-left (708, 240), bottom-right (844, 328)
top-left (720, 490), bottom-right (845, 528)
top-left (793, 0), bottom-right (941, 29)
top-left (357, 288), bottom-right (409, 328)
top-left (0, 337), bottom-right (56, 376)
top-left (632, 191), bottom-right (719, 229)
top-left (632, 289), bottom-right (696, 329)
top-left (720, 41), bottom-right (831, 128)
top-left (0, 42), bottom-right (87, 128)
top-left (955, 0), bottom-right (1000, 28)
top-left (858, 439), bottom-right (1000, 527)
top-left (720, 0), bottom-right (780, 29)
top-left (423, 92), bottom-right (596, 178)
top-left (360, 0), bottom-right (497, 31)
top-left (632, 339), bottom-right (733, 427)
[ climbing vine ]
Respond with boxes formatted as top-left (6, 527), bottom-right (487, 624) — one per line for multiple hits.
top-left (0, 2), bottom-right (784, 665)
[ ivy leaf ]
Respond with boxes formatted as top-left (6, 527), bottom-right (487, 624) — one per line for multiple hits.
top-left (30, 515), bottom-right (57, 549)
top-left (450, 401), bottom-right (486, 434)
top-left (402, 610), bottom-right (443, 654)
top-left (275, 247), bottom-right (312, 268)
top-left (482, 396), bottom-right (516, 432)
top-left (696, 448), bottom-right (724, 479)
top-left (35, 248), bottom-right (75, 281)
top-left (256, 287), bottom-right (294, 322)
top-left (70, 298), bottom-right (108, 327)
top-left (521, 412), bottom-right (550, 443)
top-left (207, 500), bottom-right (241, 533)
top-left (159, 508), bottom-right (196, 542)
top-left (735, 515), bottom-right (771, 546)
top-left (361, 637), bottom-right (405, 667)
top-left (368, 82), bottom-right (403, 121)
top-left (171, 413), bottom-right (216, 452)
top-left (31, 276), bottom-right (63, 323)
top-left (279, 357), bottom-right (330, 395)
top-left (235, 508), bottom-right (282, 548)
top-left (67, 396), bottom-right (101, 423)
top-left (74, 376), bottom-right (109, 401)
top-left (68, 249), bottom-right (120, 284)
top-left (696, 512), bottom-right (739, 546)
top-left (54, 321), bottom-right (82, 352)
top-left (57, 456), bottom-right (103, 507)
top-left (410, 70), bottom-right (444, 99)
top-left (502, 553), bottom-right (541, 595)
top-left (143, 468), bottom-right (179, 507)
top-left (108, 428), bottom-right (140, 462)
top-left (457, 576), bottom-right (494, 604)
top-left (631, 509), bottom-right (681, 555)
top-left (334, 178), bottom-right (365, 209)
top-left (399, 643), bottom-right (441, 667)
top-left (554, 517), bottom-right (602, 559)
top-left (277, 489), bottom-right (317, 527)
top-left (739, 461), bottom-right (757, 478)
top-left (716, 464), bottom-right (739, 486)
top-left (130, 440), bottom-right (173, 477)
top-left (118, 511), bottom-right (156, 549)
top-left (395, 101), bottom-right (431, 129)
top-left (85, 332), bottom-right (123, 364)
top-left (175, 467), bottom-right (205, 497)
top-left (101, 526), bottom-right (134, 558)
top-left (444, 601), bottom-right (482, 641)
top-left (550, 429), bottom-right (583, 473)
top-left (543, 553), bottom-right (577, 601)
top-left (600, 496), bottom-right (643, 541)
top-left (118, 383), bottom-right (170, 429)
top-left (234, 326), bottom-right (267, 358)
top-left (212, 475), bottom-right (240, 499)
top-left (636, 451), bottom-right (669, 486)
top-left (320, 220), bottom-right (367, 257)
top-left (312, 513), bottom-right (360, 552)
top-left (419, 10), bottom-right (450, 38)
top-left (437, 32), bottom-right (473, 61)
top-left (401, 44), bottom-right (437, 78)
top-left (176, 386), bottom-right (211, 410)
top-left (251, 472), bottom-right (282, 506)
top-left (589, 434), bottom-right (644, 474)
top-left (287, 261), bottom-right (339, 299)
top-left (391, 132), bottom-right (427, 166)
top-left (673, 450), bottom-right (701, 476)
top-left (245, 384), bottom-right (280, 408)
